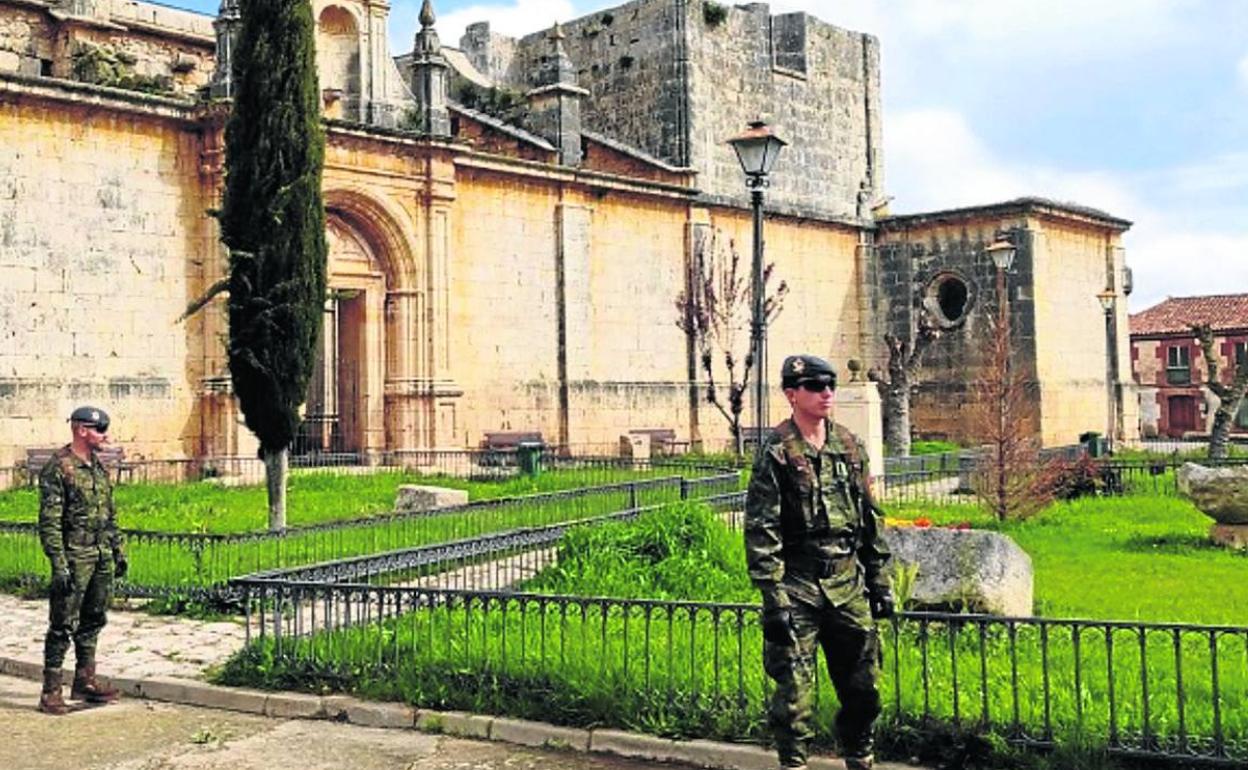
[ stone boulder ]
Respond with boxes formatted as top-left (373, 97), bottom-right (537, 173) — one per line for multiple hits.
top-left (883, 526), bottom-right (1033, 617)
top-left (1177, 463), bottom-right (1248, 525)
top-left (395, 485), bottom-right (468, 513)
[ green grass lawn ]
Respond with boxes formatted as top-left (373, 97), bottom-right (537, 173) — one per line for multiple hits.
top-left (217, 499), bottom-right (1248, 767)
top-left (0, 466), bottom-right (693, 534)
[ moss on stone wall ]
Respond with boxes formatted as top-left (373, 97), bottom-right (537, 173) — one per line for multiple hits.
top-left (71, 42), bottom-right (173, 95)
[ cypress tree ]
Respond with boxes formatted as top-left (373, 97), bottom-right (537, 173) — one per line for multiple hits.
top-left (219, 0), bottom-right (327, 530)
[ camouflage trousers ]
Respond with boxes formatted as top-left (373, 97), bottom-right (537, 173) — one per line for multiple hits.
top-left (44, 553), bottom-right (114, 670)
top-left (763, 594), bottom-right (882, 768)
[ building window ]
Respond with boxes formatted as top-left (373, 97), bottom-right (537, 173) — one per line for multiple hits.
top-left (1235, 341), bottom-right (1247, 371)
top-left (1166, 345), bottom-right (1191, 385)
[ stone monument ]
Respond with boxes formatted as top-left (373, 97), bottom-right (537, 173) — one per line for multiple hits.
top-left (1177, 462), bottom-right (1248, 549)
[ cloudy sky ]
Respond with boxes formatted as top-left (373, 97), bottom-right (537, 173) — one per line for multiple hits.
top-left (174, 0), bottom-right (1247, 312)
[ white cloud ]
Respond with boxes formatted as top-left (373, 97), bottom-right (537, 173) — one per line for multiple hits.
top-left (883, 107), bottom-right (1248, 313)
top-left (391, 0), bottom-right (577, 52)
top-left (767, 0), bottom-right (1196, 62)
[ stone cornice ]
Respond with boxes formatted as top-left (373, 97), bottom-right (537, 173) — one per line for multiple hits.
top-left (454, 151), bottom-right (700, 201)
top-left (695, 192), bottom-right (869, 231)
top-left (0, 69), bottom-right (200, 122)
top-left (880, 197), bottom-right (1132, 233)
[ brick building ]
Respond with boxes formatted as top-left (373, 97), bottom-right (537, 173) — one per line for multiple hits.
top-left (1130, 295), bottom-right (1248, 439)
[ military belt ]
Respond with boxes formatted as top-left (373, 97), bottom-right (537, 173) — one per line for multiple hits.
top-left (788, 554), bottom-right (857, 580)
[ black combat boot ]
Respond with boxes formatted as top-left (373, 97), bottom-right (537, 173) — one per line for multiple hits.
top-left (71, 662), bottom-right (120, 703)
top-left (844, 754), bottom-right (874, 769)
top-left (37, 668), bottom-right (68, 715)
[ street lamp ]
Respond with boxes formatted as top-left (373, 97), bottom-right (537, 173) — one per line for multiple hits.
top-left (985, 238), bottom-right (1017, 272)
top-left (1097, 289), bottom-right (1119, 448)
top-left (985, 234), bottom-right (1017, 346)
top-left (727, 120), bottom-right (786, 453)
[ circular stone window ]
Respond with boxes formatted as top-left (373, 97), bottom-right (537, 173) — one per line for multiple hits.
top-left (923, 272), bottom-right (972, 329)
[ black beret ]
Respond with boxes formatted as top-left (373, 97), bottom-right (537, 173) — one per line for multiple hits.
top-left (68, 406), bottom-right (110, 431)
top-left (780, 355), bottom-right (837, 387)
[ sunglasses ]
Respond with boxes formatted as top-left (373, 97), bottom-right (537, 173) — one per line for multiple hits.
top-left (796, 377), bottom-right (836, 393)
top-left (78, 423), bottom-right (108, 435)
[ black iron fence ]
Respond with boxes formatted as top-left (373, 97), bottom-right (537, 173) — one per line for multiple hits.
top-left (0, 471), bottom-right (741, 600)
top-left (0, 449), bottom-right (735, 490)
top-left (228, 578), bottom-right (1248, 766)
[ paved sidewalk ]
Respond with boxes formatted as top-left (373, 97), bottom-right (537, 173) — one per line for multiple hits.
top-left (0, 674), bottom-right (678, 770)
top-left (0, 593), bottom-right (243, 680)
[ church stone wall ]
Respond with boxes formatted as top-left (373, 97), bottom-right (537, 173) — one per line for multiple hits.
top-left (876, 216), bottom-right (1042, 445)
top-left (447, 167), bottom-right (563, 446)
top-left (1031, 217), bottom-right (1137, 445)
top-left (0, 92), bottom-right (212, 464)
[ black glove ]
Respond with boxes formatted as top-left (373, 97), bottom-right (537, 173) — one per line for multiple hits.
top-left (869, 591), bottom-right (896, 620)
top-left (762, 607), bottom-right (795, 645)
top-left (114, 554), bottom-right (128, 580)
top-left (50, 568), bottom-right (73, 596)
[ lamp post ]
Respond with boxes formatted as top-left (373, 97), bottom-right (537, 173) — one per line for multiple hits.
top-left (727, 120), bottom-right (786, 454)
top-left (986, 236), bottom-right (1017, 336)
top-left (984, 236), bottom-right (1017, 516)
top-left (1097, 288), bottom-right (1119, 449)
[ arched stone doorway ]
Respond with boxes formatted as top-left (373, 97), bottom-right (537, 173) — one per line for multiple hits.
top-left (300, 187), bottom-right (459, 458)
top-left (297, 216), bottom-right (386, 457)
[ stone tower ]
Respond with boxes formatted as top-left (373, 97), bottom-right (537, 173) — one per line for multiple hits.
top-left (458, 0), bottom-right (884, 222)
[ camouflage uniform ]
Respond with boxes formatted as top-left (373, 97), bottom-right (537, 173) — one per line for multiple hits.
top-left (745, 417), bottom-right (892, 768)
top-left (39, 445), bottom-right (124, 681)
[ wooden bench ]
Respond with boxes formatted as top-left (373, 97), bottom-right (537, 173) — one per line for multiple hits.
top-left (478, 431), bottom-right (545, 467)
top-left (626, 428), bottom-right (688, 456)
top-left (25, 446), bottom-right (132, 484)
top-left (480, 431), bottom-right (545, 452)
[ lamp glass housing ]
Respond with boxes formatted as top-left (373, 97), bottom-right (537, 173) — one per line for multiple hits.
top-left (729, 121), bottom-right (787, 177)
top-left (986, 239), bottom-right (1017, 271)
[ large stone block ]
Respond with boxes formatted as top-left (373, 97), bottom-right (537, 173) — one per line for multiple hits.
top-left (1178, 463), bottom-right (1248, 525)
top-left (884, 526), bottom-right (1033, 617)
top-left (395, 485), bottom-right (468, 512)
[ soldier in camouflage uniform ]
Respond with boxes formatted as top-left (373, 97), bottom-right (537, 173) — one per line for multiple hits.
top-left (745, 355), bottom-right (894, 770)
top-left (37, 406), bottom-right (126, 715)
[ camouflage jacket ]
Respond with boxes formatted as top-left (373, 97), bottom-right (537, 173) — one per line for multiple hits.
top-left (38, 445), bottom-right (124, 571)
top-left (744, 418), bottom-right (891, 611)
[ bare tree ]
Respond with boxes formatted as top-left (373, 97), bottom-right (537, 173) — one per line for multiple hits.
top-left (676, 228), bottom-right (788, 455)
top-left (1192, 323), bottom-right (1248, 460)
top-left (873, 313), bottom-right (943, 456)
top-left (968, 291), bottom-right (1051, 520)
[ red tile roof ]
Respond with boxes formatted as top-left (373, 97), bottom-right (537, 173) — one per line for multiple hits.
top-left (1130, 294), bottom-right (1248, 337)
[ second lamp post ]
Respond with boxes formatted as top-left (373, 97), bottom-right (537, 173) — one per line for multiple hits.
top-left (728, 120), bottom-right (786, 453)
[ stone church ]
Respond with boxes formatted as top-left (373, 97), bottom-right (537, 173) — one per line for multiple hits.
top-left (0, 0), bottom-right (1137, 467)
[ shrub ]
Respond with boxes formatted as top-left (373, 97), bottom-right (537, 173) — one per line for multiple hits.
top-left (703, 1), bottom-right (728, 27)
top-left (1046, 455), bottom-right (1114, 501)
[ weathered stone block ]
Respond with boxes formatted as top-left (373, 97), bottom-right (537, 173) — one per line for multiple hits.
top-left (1211, 524), bottom-right (1248, 550)
top-left (395, 485), bottom-right (468, 512)
top-left (1178, 463), bottom-right (1248, 525)
top-left (884, 526), bottom-right (1033, 617)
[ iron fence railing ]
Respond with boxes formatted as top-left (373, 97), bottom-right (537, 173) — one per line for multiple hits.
top-left (0, 472), bottom-right (741, 600)
top-left (0, 449), bottom-right (735, 490)
top-left (229, 577), bottom-right (1248, 766)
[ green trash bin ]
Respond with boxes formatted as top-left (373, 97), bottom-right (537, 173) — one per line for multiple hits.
top-left (517, 441), bottom-right (543, 477)
top-left (1079, 431), bottom-right (1105, 458)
